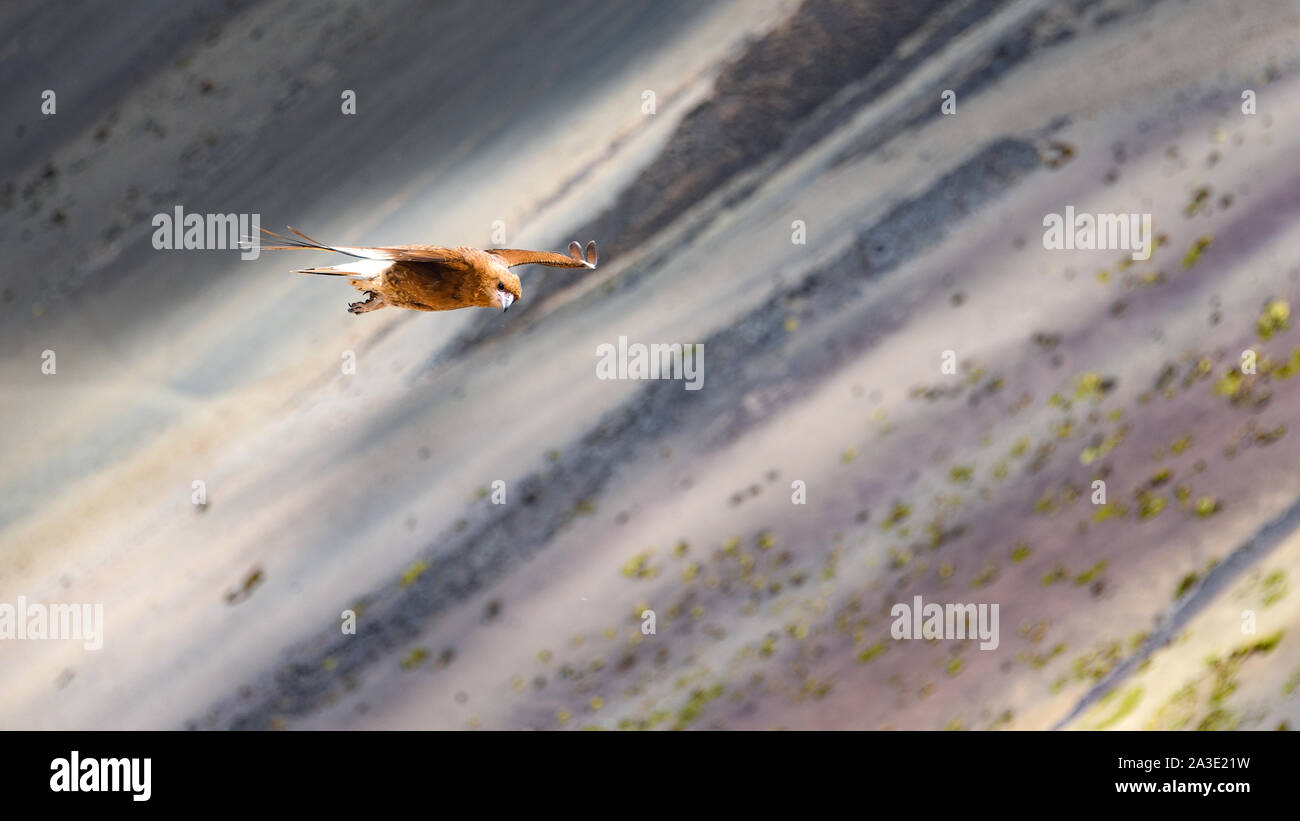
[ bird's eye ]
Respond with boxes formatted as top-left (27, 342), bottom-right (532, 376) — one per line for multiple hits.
top-left (497, 282), bottom-right (505, 291)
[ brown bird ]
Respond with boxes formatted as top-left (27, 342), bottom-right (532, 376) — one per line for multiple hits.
top-left (258, 227), bottom-right (597, 315)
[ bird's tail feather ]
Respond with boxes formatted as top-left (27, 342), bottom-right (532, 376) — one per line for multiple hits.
top-left (293, 267), bottom-right (369, 278)
top-left (293, 258), bottom-right (390, 279)
top-left (258, 226), bottom-right (374, 260)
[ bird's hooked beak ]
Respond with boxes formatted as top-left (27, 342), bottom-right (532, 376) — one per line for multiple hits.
top-left (501, 291), bottom-right (515, 312)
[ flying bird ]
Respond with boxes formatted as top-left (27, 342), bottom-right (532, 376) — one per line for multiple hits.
top-left (256, 227), bottom-right (597, 315)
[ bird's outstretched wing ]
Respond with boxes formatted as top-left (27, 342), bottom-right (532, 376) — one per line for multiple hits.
top-left (258, 227), bottom-right (451, 262)
top-left (491, 241), bottom-right (597, 270)
top-left (374, 245), bottom-right (456, 262)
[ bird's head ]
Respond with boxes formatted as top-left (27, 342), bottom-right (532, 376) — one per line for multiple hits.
top-left (493, 271), bottom-right (523, 311)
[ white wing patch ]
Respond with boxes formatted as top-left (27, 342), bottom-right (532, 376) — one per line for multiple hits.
top-left (332, 259), bottom-right (391, 277)
top-left (333, 247), bottom-right (400, 262)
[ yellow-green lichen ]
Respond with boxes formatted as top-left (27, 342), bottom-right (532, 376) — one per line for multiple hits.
top-left (1258, 299), bottom-right (1291, 341)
